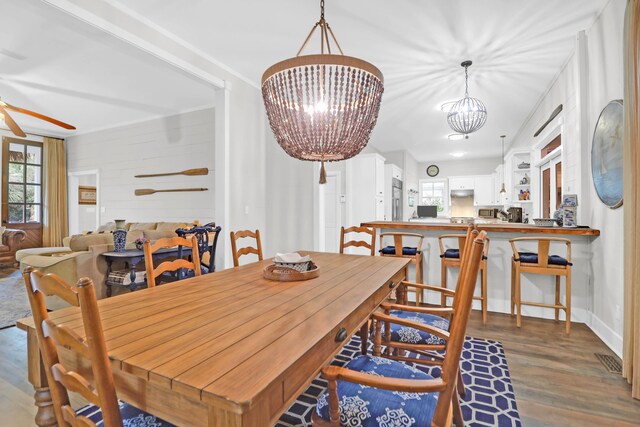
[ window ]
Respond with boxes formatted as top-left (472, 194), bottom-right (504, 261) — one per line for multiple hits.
top-left (3, 140), bottom-right (43, 224)
top-left (419, 179), bottom-right (448, 215)
top-left (540, 135), bottom-right (561, 158)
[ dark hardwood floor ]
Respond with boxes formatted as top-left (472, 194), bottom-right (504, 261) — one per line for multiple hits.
top-left (1, 312), bottom-right (639, 426)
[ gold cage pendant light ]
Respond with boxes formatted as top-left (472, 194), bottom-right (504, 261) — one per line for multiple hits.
top-left (261, 0), bottom-right (384, 183)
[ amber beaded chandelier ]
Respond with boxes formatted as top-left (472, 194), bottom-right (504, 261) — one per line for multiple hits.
top-left (262, 0), bottom-right (384, 183)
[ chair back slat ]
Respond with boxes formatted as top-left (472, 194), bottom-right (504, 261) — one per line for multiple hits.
top-left (29, 272), bottom-right (80, 307)
top-left (42, 320), bottom-right (91, 358)
top-left (51, 364), bottom-right (101, 406)
top-left (230, 229), bottom-right (264, 267)
top-left (340, 226), bottom-right (376, 256)
top-left (143, 235), bottom-right (202, 287)
top-left (432, 231), bottom-right (488, 425)
top-left (23, 268), bottom-right (123, 427)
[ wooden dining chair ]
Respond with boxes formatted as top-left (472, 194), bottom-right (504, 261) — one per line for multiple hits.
top-left (313, 231), bottom-right (488, 427)
top-left (439, 232), bottom-right (491, 324)
top-left (339, 225), bottom-right (376, 256)
top-left (510, 237), bottom-right (573, 333)
top-left (176, 223), bottom-right (221, 273)
top-left (22, 267), bottom-right (174, 427)
top-left (143, 235), bottom-right (201, 288)
top-left (230, 229), bottom-right (264, 267)
top-left (379, 232), bottom-right (425, 302)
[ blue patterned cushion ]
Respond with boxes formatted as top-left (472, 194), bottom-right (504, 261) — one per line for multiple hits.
top-left (315, 355), bottom-right (439, 426)
top-left (517, 251), bottom-right (572, 266)
top-left (76, 401), bottom-right (175, 426)
top-left (380, 246), bottom-right (419, 256)
top-left (388, 310), bottom-right (450, 346)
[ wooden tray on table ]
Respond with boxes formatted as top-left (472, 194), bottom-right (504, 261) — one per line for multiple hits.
top-left (263, 262), bottom-right (319, 282)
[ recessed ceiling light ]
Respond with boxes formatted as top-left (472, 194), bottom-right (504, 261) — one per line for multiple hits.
top-left (447, 133), bottom-right (466, 141)
top-left (450, 151), bottom-right (466, 158)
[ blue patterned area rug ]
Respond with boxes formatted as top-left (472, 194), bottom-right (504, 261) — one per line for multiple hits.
top-left (276, 336), bottom-right (521, 427)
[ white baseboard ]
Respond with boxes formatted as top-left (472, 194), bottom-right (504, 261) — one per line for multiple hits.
top-left (587, 312), bottom-right (623, 357)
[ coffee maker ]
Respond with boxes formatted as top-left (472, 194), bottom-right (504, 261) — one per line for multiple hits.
top-left (507, 207), bottom-right (523, 223)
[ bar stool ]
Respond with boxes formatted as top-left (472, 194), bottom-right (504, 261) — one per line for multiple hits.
top-left (439, 233), bottom-right (490, 324)
top-left (509, 237), bottom-right (572, 333)
top-left (379, 232), bottom-right (424, 303)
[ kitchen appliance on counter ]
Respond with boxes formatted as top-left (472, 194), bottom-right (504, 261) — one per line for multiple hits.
top-left (417, 205), bottom-right (438, 218)
top-left (507, 207), bottom-right (523, 223)
top-left (391, 178), bottom-right (403, 221)
top-left (478, 208), bottom-right (499, 219)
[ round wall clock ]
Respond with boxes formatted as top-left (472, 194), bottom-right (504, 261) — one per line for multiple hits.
top-left (426, 164), bottom-right (439, 177)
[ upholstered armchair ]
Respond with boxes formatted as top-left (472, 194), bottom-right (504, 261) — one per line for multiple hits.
top-left (0, 228), bottom-right (26, 267)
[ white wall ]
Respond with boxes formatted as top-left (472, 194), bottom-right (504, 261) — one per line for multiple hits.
top-left (66, 108), bottom-right (215, 224)
top-left (76, 174), bottom-right (97, 232)
top-left (585, 0), bottom-right (625, 354)
top-left (510, 0), bottom-right (625, 355)
top-left (417, 158), bottom-right (501, 180)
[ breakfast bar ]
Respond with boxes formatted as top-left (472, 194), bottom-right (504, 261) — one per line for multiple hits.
top-left (362, 221), bottom-right (601, 323)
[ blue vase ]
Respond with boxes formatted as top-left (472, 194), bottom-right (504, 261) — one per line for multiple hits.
top-left (113, 229), bottom-right (127, 252)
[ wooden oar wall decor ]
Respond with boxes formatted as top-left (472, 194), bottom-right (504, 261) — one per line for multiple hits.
top-left (134, 168), bottom-right (209, 196)
top-left (135, 188), bottom-right (208, 196)
top-left (135, 168), bottom-right (208, 178)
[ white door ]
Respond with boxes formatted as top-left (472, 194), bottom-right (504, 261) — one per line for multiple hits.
top-left (320, 173), bottom-right (342, 253)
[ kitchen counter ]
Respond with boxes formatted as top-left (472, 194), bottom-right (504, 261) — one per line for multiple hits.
top-left (361, 220), bottom-right (600, 236)
top-left (361, 220), bottom-right (598, 324)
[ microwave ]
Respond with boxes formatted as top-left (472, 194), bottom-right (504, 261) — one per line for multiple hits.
top-left (478, 208), bottom-right (498, 219)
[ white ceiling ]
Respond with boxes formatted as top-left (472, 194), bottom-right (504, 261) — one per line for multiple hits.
top-left (0, 0), bottom-right (216, 138)
top-left (2, 1), bottom-right (610, 160)
top-left (114, 0), bottom-right (609, 161)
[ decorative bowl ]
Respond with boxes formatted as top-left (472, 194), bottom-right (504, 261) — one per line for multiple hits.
top-left (533, 218), bottom-right (556, 227)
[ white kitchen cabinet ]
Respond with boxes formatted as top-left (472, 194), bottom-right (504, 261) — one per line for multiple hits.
top-left (474, 175), bottom-right (493, 206)
top-left (449, 176), bottom-right (475, 190)
top-left (346, 153), bottom-right (387, 228)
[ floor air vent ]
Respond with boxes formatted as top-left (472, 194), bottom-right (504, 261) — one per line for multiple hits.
top-left (595, 353), bottom-right (622, 374)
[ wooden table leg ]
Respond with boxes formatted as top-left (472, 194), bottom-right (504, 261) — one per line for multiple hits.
top-left (27, 330), bottom-right (57, 427)
top-left (359, 322), bottom-right (369, 355)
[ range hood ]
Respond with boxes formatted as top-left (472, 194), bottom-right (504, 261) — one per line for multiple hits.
top-left (450, 189), bottom-right (474, 198)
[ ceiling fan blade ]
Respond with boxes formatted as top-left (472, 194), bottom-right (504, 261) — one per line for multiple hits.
top-left (3, 103), bottom-right (76, 130)
top-left (0, 107), bottom-right (26, 137)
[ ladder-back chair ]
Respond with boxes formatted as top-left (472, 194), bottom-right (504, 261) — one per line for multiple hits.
top-left (339, 226), bottom-right (376, 256)
top-left (230, 229), bottom-right (264, 267)
top-left (143, 235), bottom-right (201, 288)
top-left (22, 267), bottom-right (173, 426)
top-left (313, 231), bottom-right (488, 427)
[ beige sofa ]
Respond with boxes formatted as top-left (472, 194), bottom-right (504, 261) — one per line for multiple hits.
top-left (18, 221), bottom-right (195, 308)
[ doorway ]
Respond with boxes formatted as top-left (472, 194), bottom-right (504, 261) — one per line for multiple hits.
top-left (317, 171), bottom-right (342, 253)
top-left (68, 170), bottom-right (100, 236)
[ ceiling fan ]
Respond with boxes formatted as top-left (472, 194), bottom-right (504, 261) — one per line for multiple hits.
top-left (0, 98), bottom-right (75, 137)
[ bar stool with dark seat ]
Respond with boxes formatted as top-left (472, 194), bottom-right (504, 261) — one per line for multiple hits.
top-left (439, 233), bottom-right (490, 324)
top-left (510, 237), bottom-right (573, 333)
top-left (379, 232), bottom-right (424, 303)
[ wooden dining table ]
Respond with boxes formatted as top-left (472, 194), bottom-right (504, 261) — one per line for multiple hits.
top-left (18, 251), bottom-right (408, 427)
